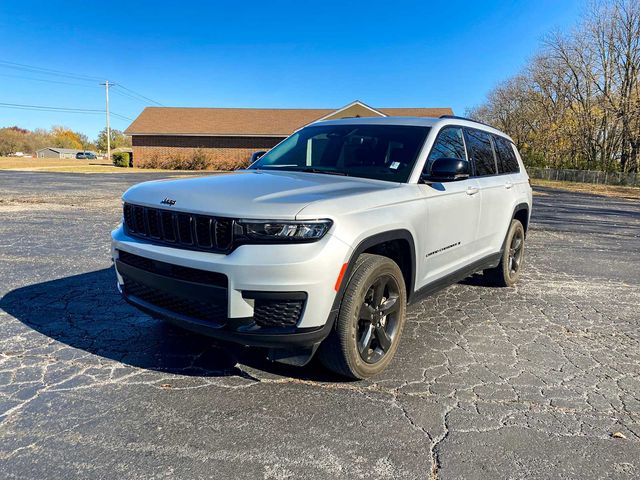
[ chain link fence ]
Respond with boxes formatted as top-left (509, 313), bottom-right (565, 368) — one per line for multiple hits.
top-left (528, 167), bottom-right (640, 187)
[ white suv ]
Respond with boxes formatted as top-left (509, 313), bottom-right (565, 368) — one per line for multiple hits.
top-left (112, 116), bottom-right (532, 378)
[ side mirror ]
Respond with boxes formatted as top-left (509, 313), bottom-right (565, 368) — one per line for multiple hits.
top-left (250, 151), bottom-right (267, 163)
top-left (422, 158), bottom-right (470, 182)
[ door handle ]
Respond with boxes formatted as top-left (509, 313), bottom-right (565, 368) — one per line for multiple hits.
top-left (505, 182), bottom-right (513, 189)
top-left (466, 186), bottom-right (479, 196)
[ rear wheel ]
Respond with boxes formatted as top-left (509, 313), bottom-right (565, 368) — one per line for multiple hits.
top-left (318, 254), bottom-right (407, 379)
top-left (483, 219), bottom-right (525, 287)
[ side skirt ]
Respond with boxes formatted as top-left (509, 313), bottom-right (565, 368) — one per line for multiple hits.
top-left (408, 252), bottom-right (502, 305)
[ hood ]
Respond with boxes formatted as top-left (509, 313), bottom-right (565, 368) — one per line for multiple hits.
top-left (122, 170), bottom-right (401, 219)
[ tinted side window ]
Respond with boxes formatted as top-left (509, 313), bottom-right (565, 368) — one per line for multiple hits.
top-left (424, 127), bottom-right (466, 173)
top-left (494, 136), bottom-right (520, 173)
top-left (464, 128), bottom-right (496, 176)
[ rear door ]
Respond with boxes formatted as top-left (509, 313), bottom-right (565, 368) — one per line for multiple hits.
top-left (417, 126), bottom-right (482, 287)
top-left (494, 134), bottom-right (525, 232)
top-left (464, 128), bottom-right (516, 255)
top-left (494, 135), bottom-right (523, 194)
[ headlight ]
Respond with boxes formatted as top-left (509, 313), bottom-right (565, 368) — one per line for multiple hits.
top-left (236, 219), bottom-right (332, 242)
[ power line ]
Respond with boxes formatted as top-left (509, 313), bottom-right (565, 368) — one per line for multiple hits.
top-left (109, 112), bottom-right (134, 121)
top-left (0, 59), bottom-right (164, 106)
top-left (0, 60), bottom-right (102, 82)
top-left (110, 87), bottom-right (159, 106)
top-left (1, 59), bottom-right (158, 140)
top-left (0, 72), bottom-right (102, 88)
top-left (110, 88), bottom-right (148, 104)
top-left (0, 101), bottom-right (104, 113)
top-left (114, 84), bottom-right (164, 106)
top-left (110, 87), bottom-right (164, 107)
top-left (0, 101), bottom-right (132, 121)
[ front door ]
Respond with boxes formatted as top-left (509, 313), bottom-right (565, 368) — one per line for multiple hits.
top-left (416, 126), bottom-right (482, 288)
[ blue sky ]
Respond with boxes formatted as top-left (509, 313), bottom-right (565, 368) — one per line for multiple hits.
top-left (0, 0), bottom-right (583, 139)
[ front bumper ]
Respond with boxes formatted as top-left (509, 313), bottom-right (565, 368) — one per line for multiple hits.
top-left (121, 290), bottom-right (335, 348)
top-left (111, 225), bottom-right (352, 346)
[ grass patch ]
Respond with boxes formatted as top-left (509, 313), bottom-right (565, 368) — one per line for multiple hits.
top-left (531, 178), bottom-right (640, 200)
top-left (0, 157), bottom-right (112, 169)
top-left (0, 157), bottom-right (226, 174)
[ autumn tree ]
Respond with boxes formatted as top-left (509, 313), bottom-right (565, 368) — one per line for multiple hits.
top-left (0, 126), bottom-right (95, 155)
top-left (0, 127), bottom-right (30, 156)
top-left (96, 127), bottom-right (132, 152)
top-left (50, 126), bottom-right (84, 149)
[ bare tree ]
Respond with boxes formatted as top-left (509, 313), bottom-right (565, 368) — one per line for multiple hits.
top-left (469, 0), bottom-right (640, 173)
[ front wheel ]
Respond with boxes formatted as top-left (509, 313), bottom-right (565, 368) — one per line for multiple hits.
top-left (318, 254), bottom-right (407, 379)
top-left (483, 219), bottom-right (525, 287)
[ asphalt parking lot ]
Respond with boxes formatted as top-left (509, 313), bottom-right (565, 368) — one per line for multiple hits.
top-left (1, 171), bottom-right (639, 479)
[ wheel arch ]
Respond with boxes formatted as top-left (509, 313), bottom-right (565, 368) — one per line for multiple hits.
top-left (333, 229), bottom-right (416, 311)
top-left (512, 202), bottom-right (530, 235)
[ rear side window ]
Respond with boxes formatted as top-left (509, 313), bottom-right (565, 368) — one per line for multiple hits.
top-left (464, 128), bottom-right (496, 176)
top-left (494, 136), bottom-right (520, 173)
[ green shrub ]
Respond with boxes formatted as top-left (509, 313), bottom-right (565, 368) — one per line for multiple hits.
top-left (112, 152), bottom-right (130, 168)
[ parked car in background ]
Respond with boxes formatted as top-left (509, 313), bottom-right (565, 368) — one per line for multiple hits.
top-left (76, 151), bottom-right (97, 160)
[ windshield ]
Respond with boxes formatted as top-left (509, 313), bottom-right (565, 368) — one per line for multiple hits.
top-left (249, 124), bottom-right (430, 182)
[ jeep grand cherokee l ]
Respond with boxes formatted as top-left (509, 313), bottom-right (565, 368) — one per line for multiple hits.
top-left (112, 116), bottom-right (532, 379)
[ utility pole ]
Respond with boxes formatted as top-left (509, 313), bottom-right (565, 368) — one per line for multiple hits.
top-left (100, 80), bottom-right (115, 162)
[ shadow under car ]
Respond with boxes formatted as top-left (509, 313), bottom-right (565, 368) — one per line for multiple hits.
top-left (0, 267), bottom-right (342, 382)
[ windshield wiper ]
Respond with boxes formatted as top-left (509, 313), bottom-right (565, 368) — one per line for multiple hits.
top-left (255, 166), bottom-right (349, 176)
top-left (298, 168), bottom-right (348, 176)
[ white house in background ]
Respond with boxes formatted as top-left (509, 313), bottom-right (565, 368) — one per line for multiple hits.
top-left (36, 147), bottom-right (96, 159)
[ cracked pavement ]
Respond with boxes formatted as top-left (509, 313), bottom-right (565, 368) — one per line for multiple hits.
top-left (0, 171), bottom-right (639, 479)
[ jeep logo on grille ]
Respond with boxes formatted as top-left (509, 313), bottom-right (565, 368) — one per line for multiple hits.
top-left (160, 197), bottom-right (176, 206)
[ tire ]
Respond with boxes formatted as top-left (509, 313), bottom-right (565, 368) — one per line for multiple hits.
top-left (318, 253), bottom-right (407, 379)
top-left (483, 219), bottom-right (525, 287)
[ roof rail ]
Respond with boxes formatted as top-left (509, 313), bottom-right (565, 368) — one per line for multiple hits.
top-left (439, 115), bottom-right (495, 129)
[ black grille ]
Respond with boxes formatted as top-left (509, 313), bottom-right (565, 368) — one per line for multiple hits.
top-left (123, 203), bottom-right (234, 253)
top-left (160, 211), bottom-right (176, 241)
top-left (118, 250), bottom-right (227, 288)
top-left (123, 278), bottom-right (227, 323)
top-left (195, 217), bottom-right (213, 248)
top-left (215, 219), bottom-right (232, 248)
top-left (253, 299), bottom-right (304, 328)
top-left (147, 209), bottom-right (161, 238)
top-left (177, 214), bottom-right (193, 244)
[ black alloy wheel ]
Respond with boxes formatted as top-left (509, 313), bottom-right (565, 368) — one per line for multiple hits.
top-left (508, 226), bottom-right (524, 277)
top-left (483, 219), bottom-right (526, 287)
top-left (318, 253), bottom-right (407, 379)
top-left (357, 275), bottom-right (401, 364)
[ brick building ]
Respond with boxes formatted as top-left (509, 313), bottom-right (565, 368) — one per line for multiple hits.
top-left (124, 101), bottom-right (453, 168)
